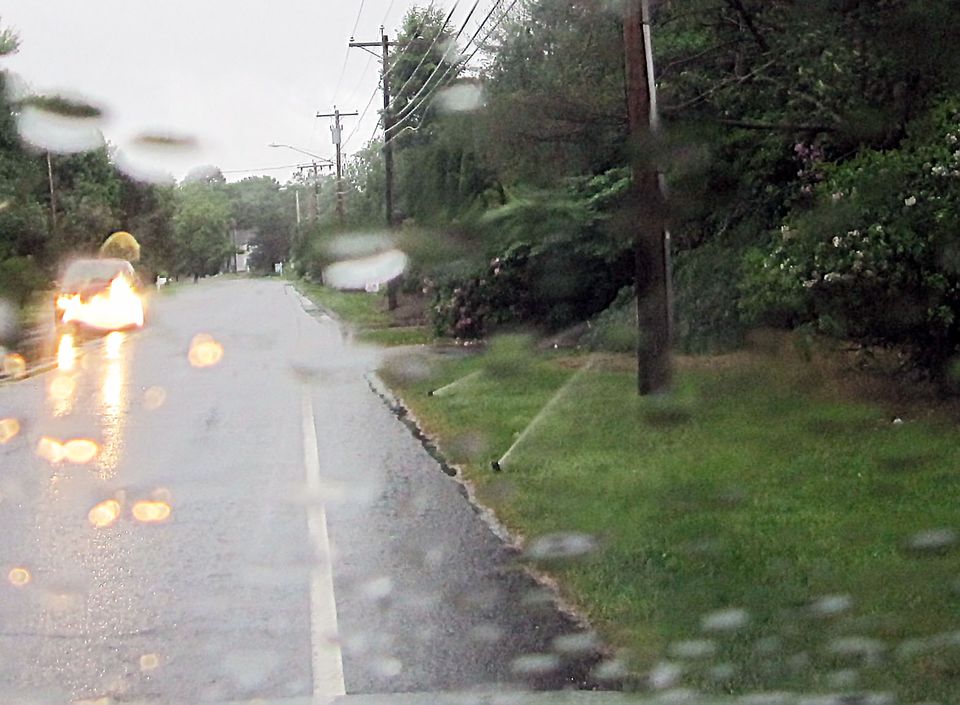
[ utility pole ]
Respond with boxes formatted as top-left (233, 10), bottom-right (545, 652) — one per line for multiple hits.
top-left (350, 28), bottom-right (400, 309)
top-left (294, 162), bottom-right (331, 220)
top-left (316, 106), bottom-right (358, 226)
top-left (624, 0), bottom-right (672, 394)
top-left (46, 152), bottom-right (57, 235)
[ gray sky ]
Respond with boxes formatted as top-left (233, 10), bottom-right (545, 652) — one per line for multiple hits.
top-left (0, 0), bottom-right (457, 182)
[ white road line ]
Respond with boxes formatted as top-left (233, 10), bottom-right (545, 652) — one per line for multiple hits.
top-left (301, 391), bottom-right (347, 697)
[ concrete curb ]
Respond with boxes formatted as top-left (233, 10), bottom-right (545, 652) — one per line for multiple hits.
top-left (363, 369), bottom-right (599, 638)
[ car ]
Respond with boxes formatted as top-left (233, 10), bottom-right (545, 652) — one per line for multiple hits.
top-left (54, 257), bottom-right (146, 333)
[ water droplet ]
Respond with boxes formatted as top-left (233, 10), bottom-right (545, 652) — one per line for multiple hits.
top-left (436, 81), bottom-right (485, 113)
top-left (139, 653), bottom-right (160, 671)
top-left (707, 663), bottom-right (737, 682)
top-left (905, 528), bottom-right (958, 555)
top-left (143, 386), bottom-right (167, 410)
top-left (525, 532), bottom-right (598, 560)
top-left (591, 658), bottom-right (627, 682)
top-left (0, 417), bottom-right (20, 444)
top-left (0, 298), bottom-right (17, 341)
top-left (88, 499), bottom-right (121, 528)
top-left (63, 438), bottom-right (99, 464)
top-left (132, 500), bottom-right (172, 524)
top-left (49, 374), bottom-right (76, 403)
top-left (669, 639), bottom-right (717, 660)
top-left (372, 657), bottom-right (403, 678)
top-left (362, 576), bottom-right (393, 601)
top-left (809, 593), bottom-right (854, 618)
top-left (16, 99), bottom-right (104, 153)
top-left (469, 623), bottom-right (503, 644)
top-left (8, 566), bottom-right (31, 587)
top-left (3, 352), bottom-right (26, 378)
top-left (825, 636), bottom-right (886, 663)
top-left (189, 334), bottom-right (224, 368)
top-left (36, 436), bottom-right (65, 463)
top-left (552, 630), bottom-right (600, 654)
top-left (510, 653), bottom-right (560, 676)
top-left (826, 668), bottom-right (859, 688)
top-left (323, 249), bottom-right (408, 291)
top-left (649, 660), bottom-right (683, 689)
top-left (701, 607), bottom-right (751, 632)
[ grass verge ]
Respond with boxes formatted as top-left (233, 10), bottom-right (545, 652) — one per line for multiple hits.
top-left (295, 279), bottom-right (435, 346)
top-left (380, 339), bottom-right (960, 700)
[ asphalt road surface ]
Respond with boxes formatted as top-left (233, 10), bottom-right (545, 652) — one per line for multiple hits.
top-left (0, 278), bottom-right (609, 705)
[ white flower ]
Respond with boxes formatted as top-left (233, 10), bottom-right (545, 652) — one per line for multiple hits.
top-left (904, 196), bottom-right (917, 207)
top-left (831, 192), bottom-right (843, 202)
top-left (824, 272), bottom-right (842, 283)
top-left (832, 236), bottom-right (841, 247)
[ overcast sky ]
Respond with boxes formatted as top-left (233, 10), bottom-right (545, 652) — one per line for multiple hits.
top-left (0, 0), bottom-right (460, 182)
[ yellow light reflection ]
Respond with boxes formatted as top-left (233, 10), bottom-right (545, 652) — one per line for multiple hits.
top-left (57, 333), bottom-right (77, 371)
top-left (36, 436), bottom-right (65, 463)
top-left (49, 374), bottom-right (77, 417)
top-left (87, 499), bottom-right (121, 528)
top-left (105, 330), bottom-right (123, 360)
top-left (0, 417), bottom-right (20, 444)
top-left (63, 438), bottom-right (99, 464)
top-left (132, 500), bottom-right (171, 524)
top-left (8, 567), bottom-right (31, 587)
top-left (98, 331), bottom-right (128, 479)
top-left (143, 385), bottom-right (167, 410)
top-left (2, 352), bottom-right (26, 379)
top-left (188, 333), bottom-right (224, 368)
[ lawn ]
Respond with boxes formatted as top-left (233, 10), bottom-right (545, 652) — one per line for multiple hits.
top-left (380, 338), bottom-right (960, 700)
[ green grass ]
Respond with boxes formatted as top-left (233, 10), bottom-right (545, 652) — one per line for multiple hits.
top-left (295, 279), bottom-right (436, 347)
top-left (296, 281), bottom-right (391, 329)
top-left (381, 341), bottom-right (960, 700)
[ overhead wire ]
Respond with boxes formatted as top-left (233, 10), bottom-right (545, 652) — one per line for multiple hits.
top-left (385, 0), bottom-right (516, 144)
top-left (331, 0), bottom-right (369, 103)
top-left (387, 0), bottom-right (481, 123)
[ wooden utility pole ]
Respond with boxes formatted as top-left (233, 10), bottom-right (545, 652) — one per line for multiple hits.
top-left (350, 28), bottom-right (400, 309)
top-left (316, 107), bottom-right (358, 226)
top-left (624, 0), bottom-right (672, 394)
top-left (294, 162), bottom-right (332, 220)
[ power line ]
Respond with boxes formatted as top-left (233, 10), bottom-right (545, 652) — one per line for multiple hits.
top-left (350, 0), bottom-right (368, 40)
top-left (221, 163), bottom-right (309, 175)
top-left (332, 0), bottom-right (369, 102)
top-left (385, 0), bottom-right (516, 143)
top-left (343, 86), bottom-right (380, 149)
top-left (388, 0), bottom-right (482, 125)
top-left (386, 0), bottom-right (447, 89)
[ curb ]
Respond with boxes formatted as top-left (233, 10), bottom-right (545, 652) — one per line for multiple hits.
top-left (363, 369), bottom-right (600, 638)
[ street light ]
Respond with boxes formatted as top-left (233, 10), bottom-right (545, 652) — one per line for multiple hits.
top-left (267, 144), bottom-right (333, 220)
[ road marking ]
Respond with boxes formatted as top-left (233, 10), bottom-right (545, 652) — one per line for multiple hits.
top-left (301, 391), bottom-right (347, 697)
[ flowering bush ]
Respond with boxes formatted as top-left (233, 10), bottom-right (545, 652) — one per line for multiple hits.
top-left (741, 99), bottom-right (960, 370)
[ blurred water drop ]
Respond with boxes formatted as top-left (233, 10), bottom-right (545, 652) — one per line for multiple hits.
top-left (591, 658), bottom-right (627, 682)
top-left (88, 499), bottom-right (121, 528)
top-left (132, 500), bottom-right (172, 524)
top-left (649, 661), bottom-right (684, 689)
top-left (736, 694), bottom-right (794, 705)
top-left (8, 566), bottom-right (31, 587)
top-left (436, 81), bottom-right (485, 113)
top-left (0, 417), bottom-right (20, 444)
top-left (826, 668), bottom-right (859, 688)
top-left (324, 249), bottom-right (408, 291)
top-left (905, 528), bottom-right (958, 555)
top-left (63, 438), bottom-right (99, 464)
top-left (133, 132), bottom-right (198, 150)
top-left (510, 653), bottom-right (560, 677)
top-left (707, 663), bottom-right (737, 682)
top-left (3, 352), bottom-right (26, 378)
top-left (17, 100), bottom-right (104, 153)
top-left (372, 657), bottom-right (403, 678)
top-left (143, 386), bottom-right (167, 410)
top-left (36, 436), bottom-right (65, 463)
top-left (552, 630), bottom-right (600, 654)
top-left (49, 374), bottom-right (76, 403)
top-left (139, 653), bottom-right (160, 671)
top-left (470, 623), bottom-right (504, 644)
top-left (362, 576), bottom-right (393, 601)
top-left (669, 639), bottom-right (717, 660)
top-left (826, 636), bottom-right (886, 664)
top-left (188, 333), bottom-right (224, 368)
top-left (525, 532), bottom-right (598, 560)
top-left (810, 594), bottom-right (854, 618)
top-left (701, 607), bottom-right (751, 632)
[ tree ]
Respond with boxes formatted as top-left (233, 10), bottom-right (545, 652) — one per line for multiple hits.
top-left (173, 182), bottom-right (232, 281)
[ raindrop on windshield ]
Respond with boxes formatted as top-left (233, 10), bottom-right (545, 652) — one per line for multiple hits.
top-left (15, 95), bottom-right (105, 153)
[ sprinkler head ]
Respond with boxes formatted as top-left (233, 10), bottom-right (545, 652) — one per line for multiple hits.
top-left (491, 460), bottom-right (502, 472)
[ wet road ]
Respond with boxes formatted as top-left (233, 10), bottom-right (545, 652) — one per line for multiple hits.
top-left (0, 278), bottom-right (600, 704)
